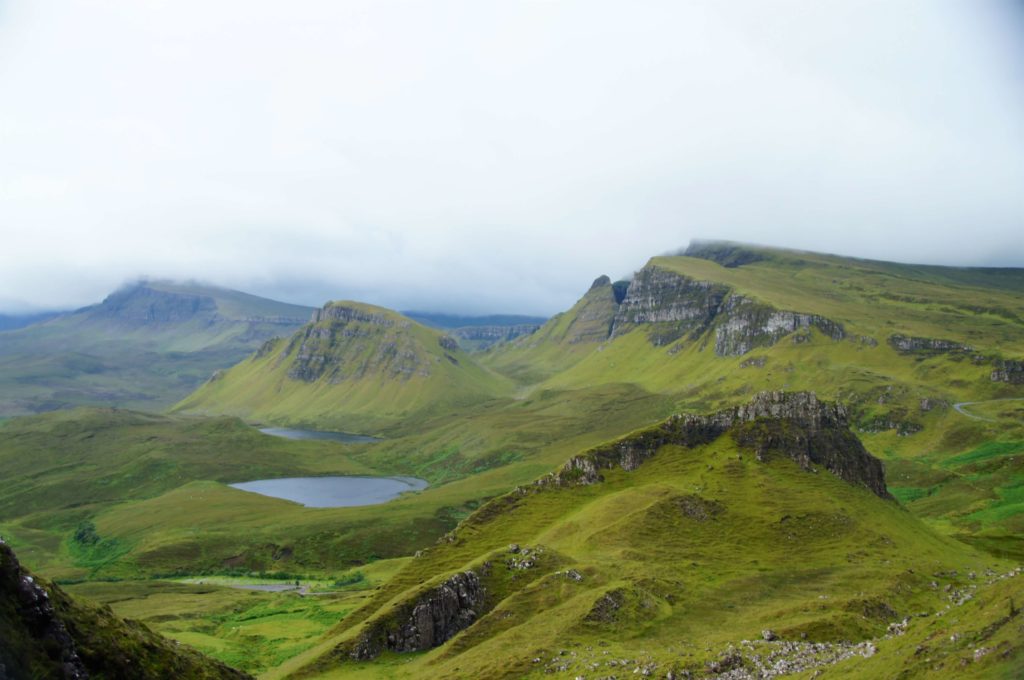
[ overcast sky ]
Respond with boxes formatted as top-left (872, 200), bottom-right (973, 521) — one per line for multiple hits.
top-left (1, 1), bottom-right (1023, 315)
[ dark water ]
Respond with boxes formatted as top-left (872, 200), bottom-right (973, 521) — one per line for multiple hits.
top-left (258, 427), bottom-right (381, 444)
top-left (229, 476), bottom-right (427, 507)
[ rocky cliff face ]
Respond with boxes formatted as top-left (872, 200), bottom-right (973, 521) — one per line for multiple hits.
top-left (450, 324), bottom-right (540, 349)
top-left (0, 540), bottom-right (86, 679)
top-left (991, 359), bottom-right (1024, 384)
top-left (310, 305), bottom-right (396, 327)
top-left (284, 303), bottom-right (428, 383)
top-left (350, 571), bottom-right (485, 660)
top-left (93, 284), bottom-right (218, 324)
top-left (549, 391), bottom-right (891, 499)
top-left (888, 334), bottom-right (973, 354)
top-left (608, 265), bottom-right (844, 355)
top-left (0, 540), bottom-right (250, 680)
top-left (713, 296), bottom-right (845, 356)
top-left (610, 267), bottom-right (730, 345)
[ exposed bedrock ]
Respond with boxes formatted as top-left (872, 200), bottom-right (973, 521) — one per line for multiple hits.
top-left (350, 571), bottom-right (484, 660)
top-left (888, 334), bottom-right (973, 354)
top-left (991, 359), bottom-right (1024, 384)
top-left (0, 541), bottom-right (87, 679)
top-left (609, 266), bottom-right (843, 354)
top-left (610, 267), bottom-right (729, 343)
top-left (550, 391), bottom-right (891, 499)
top-left (713, 295), bottom-right (844, 356)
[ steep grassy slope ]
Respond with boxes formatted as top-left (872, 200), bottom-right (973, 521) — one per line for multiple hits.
top-left (0, 281), bottom-right (312, 417)
top-left (0, 539), bottom-right (249, 679)
top-left (481, 242), bottom-right (1024, 552)
top-left (176, 301), bottom-right (515, 433)
top-left (284, 393), bottom-right (1020, 680)
top-left (484, 275), bottom-right (626, 383)
top-left (8, 243), bottom-right (1023, 677)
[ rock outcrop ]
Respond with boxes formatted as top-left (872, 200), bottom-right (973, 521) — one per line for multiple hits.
top-left (713, 296), bottom-right (844, 356)
top-left (310, 304), bottom-right (396, 327)
top-left (449, 324), bottom-right (540, 349)
top-left (991, 359), bottom-right (1024, 384)
top-left (608, 266), bottom-right (843, 354)
top-left (350, 571), bottom-right (484, 660)
top-left (285, 303), bottom-right (427, 382)
top-left (610, 267), bottom-right (730, 345)
top-left (1, 541), bottom-right (87, 679)
top-left (548, 392), bottom-right (891, 499)
top-left (0, 539), bottom-right (250, 680)
top-left (888, 334), bottom-right (973, 354)
top-left (96, 284), bottom-right (218, 324)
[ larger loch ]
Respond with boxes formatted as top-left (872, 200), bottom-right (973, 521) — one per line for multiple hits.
top-left (230, 427), bottom-right (428, 507)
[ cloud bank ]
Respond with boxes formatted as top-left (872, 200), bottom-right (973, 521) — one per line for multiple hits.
top-left (1, 0), bottom-right (1022, 314)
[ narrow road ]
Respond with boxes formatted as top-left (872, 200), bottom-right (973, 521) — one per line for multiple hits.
top-left (953, 398), bottom-right (1024, 422)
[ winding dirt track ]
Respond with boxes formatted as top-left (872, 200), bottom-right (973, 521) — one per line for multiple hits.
top-left (953, 398), bottom-right (1024, 422)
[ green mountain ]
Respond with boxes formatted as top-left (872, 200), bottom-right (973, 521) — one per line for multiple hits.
top-left (3, 242), bottom-right (1023, 678)
top-left (0, 281), bottom-right (313, 418)
top-left (0, 539), bottom-right (249, 679)
top-left (285, 393), bottom-right (1023, 679)
top-left (175, 301), bottom-right (516, 434)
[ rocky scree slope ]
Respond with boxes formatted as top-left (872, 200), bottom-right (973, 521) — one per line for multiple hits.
top-left (0, 539), bottom-right (250, 680)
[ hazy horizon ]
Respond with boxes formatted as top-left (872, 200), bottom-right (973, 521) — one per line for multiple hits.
top-left (2, 1), bottom-right (1023, 316)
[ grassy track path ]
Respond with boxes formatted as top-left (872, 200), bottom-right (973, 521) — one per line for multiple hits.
top-left (953, 398), bottom-right (1024, 422)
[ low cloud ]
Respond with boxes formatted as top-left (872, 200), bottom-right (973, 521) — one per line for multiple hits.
top-left (1, 1), bottom-right (1022, 314)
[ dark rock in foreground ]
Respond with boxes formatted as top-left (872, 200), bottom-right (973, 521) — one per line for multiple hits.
top-left (0, 539), bottom-right (251, 680)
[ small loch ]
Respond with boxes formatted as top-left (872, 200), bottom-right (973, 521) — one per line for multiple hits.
top-left (230, 476), bottom-right (428, 508)
top-left (258, 427), bottom-right (381, 444)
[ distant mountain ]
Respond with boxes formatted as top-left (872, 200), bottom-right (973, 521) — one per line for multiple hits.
top-left (0, 311), bottom-right (64, 332)
top-left (403, 311), bottom-right (546, 351)
top-left (403, 311), bottom-right (547, 329)
top-left (0, 280), bottom-right (314, 417)
top-left (175, 300), bottom-right (514, 433)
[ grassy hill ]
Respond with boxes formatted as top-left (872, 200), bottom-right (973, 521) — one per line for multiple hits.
top-left (480, 242), bottom-right (1024, 554)
top-left (0, 280), bottom-right (313, 418)
top-left (4, 242), bottom-right (1023, 677)
top-left (175, 301), bottom-right (516, 434)
top-left (282, 393), bottom-right (1022, 679)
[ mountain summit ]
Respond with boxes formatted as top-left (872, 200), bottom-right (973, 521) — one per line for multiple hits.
top-left (0, 281), bottom-right (313, 417)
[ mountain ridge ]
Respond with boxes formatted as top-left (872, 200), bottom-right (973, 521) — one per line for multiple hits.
top-left (0, 281), bottom-right (315, 418)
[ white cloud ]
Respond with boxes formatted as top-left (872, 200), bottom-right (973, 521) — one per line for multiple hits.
top-left (0, 0), bottom-right (1022, 314)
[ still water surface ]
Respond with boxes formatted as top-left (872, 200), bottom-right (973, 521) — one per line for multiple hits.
top-left (230, 476), bottom-right (428, 507)
top-left (258, 427), bottom-right (380, 444)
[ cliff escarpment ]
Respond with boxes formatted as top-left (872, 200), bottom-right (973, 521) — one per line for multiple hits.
top-left (609, 265), bottom-right (844, 355)
top-left (0, 540), bottom-right (250, 680)
top-left (450, 324), bottom-right (541, 350)
top-left (349, 571), bottom-right (486, 660)
top-left (550, 391), bottom-right (890, 498)
top-left (283, 303), bottom-right (427, 383)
